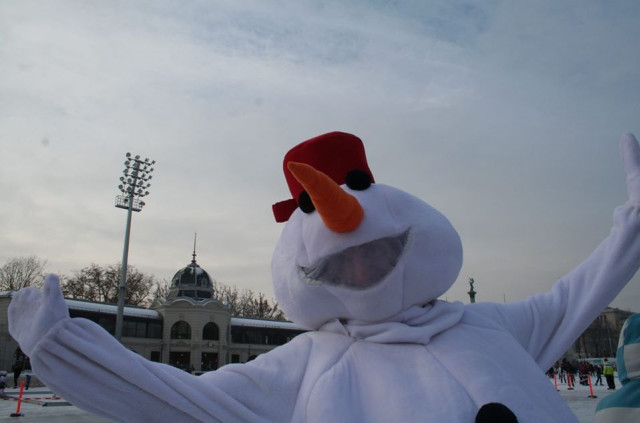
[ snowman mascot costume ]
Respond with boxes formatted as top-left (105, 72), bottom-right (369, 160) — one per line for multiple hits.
top-left (9, 131), bottom-right (640, 422)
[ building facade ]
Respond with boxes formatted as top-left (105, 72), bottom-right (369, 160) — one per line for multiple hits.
top-left (563, 307), bottom-right (634, 361)
top-left (0, 256), bottom-right (306, 373)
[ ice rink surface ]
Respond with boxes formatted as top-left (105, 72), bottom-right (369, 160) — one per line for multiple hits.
top-left (0, 378), bottom-right (617, 422)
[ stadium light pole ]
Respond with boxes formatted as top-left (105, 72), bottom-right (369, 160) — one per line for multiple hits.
top-left (114, 153), bottom-right (155, 342)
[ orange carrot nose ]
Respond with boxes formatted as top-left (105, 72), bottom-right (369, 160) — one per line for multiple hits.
top-left (287, 162), bottom-right (364, 233)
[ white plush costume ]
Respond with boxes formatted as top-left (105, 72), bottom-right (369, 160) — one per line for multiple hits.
top-left (9, 132), bottom-right (640, 422)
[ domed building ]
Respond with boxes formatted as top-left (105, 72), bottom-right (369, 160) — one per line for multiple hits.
top-left (151, 251), bottom-right (232, 371)
top-left (0, 249), bottom-right (306, 373)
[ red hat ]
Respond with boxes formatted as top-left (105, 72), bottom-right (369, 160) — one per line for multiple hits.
top-left (272, 131), bottom-right (375, 222)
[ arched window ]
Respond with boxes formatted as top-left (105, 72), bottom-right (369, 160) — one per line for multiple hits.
top-left (171, 321), bottom-right (191, 340)
top-left (203, 322), bottom-right (219, 341)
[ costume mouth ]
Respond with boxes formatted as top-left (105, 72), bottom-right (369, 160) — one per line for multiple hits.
top-left (300, 229), bottom-right (411, 290)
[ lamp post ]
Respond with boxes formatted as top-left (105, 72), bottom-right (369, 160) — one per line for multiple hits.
top-left (114, 153), bottom-right (155, 342)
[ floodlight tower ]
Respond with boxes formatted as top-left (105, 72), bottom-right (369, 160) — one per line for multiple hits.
top-left (114, 153), bottom-right (155, 342)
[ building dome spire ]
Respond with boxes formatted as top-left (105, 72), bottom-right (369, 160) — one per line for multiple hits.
top-left (167, 234), bottom-right (214, 301)
top-left (192, 232), bottom-right (198, 265)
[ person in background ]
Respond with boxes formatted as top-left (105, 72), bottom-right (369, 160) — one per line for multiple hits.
top-left (558, 363), bottom-right (567, 384)
top-left (595, 364), bottom-right (604, 386)
top-left (0, 371), bottom-right (6, 397)
top-left (595, 314), bottom-right (640, 422)
top-left (11, 363), bottom-right (22, 389)
top-left (603, 359), bottom-right (616, 390)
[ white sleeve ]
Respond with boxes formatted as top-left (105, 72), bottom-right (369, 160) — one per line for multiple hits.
top-left (471, 201), bottom-right (640, 370)
top-left (29, 317), bottom-right (309, 422)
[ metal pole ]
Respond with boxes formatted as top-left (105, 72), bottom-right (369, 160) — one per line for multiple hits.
top-left (115, 194), bottom-right (134, 341)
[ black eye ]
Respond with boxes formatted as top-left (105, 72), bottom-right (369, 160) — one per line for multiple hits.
top-left (298, 191), bottom-right (315, 213)
top-left (346, 169), bottom-right (372, 190)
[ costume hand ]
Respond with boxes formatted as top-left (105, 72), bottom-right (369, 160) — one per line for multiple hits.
top-left (8, 274), bottom-right (70, 356)
top-left (621, 133), bottom-right (640, 203)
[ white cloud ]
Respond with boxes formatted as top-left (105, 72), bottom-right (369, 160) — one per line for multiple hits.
top-left (0, 0), bottom-right (638, 313)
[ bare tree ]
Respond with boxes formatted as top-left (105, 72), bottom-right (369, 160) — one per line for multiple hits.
top-left (62, 263), bottom-right (106, 302)
top-left (212, 280), bottom-right (286, 321)
top-left (237, 288), bottom-right (256, 317)
top-left (0, 256), bottom-right (47, 291)
top-left (62, 263), bottom-right (155, 306)
top-left (212, 280), bottom-right (240, 314)
top-left (151, 278), bottom-right (171, 302)
top-left (250, 292), bottom-right (286, 320)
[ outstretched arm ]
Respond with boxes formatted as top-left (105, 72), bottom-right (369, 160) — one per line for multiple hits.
top-left (9, 274), bottom-right (70, 356)
top-left (9, 275), bottom-right (306, 422)
top-left (471, 133), bottom-right (640, 370)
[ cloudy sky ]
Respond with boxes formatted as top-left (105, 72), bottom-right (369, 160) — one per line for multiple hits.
top-left (1, 1), bottom-right (639, 312)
